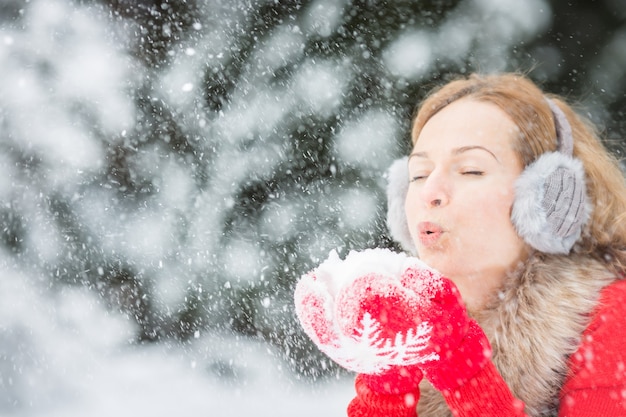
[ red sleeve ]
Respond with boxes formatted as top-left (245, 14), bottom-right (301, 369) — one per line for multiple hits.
top-left (348, 362), bottom-right (527, 417)
top-left (559, 280), bottom-right (626, 417)
top-left (347, 374), bottom-right (420, 417)
top-left (442, 361), bottom-right (527, 417)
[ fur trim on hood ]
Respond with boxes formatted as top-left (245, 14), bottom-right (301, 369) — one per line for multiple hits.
top-left (417, 252), bottom-right (616, 416)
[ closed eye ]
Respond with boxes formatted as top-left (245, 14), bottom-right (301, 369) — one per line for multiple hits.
top-left (462, 170), bottom-right (484, 176)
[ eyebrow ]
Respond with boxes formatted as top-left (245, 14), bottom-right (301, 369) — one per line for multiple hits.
top-left (409, 145), bottom-right (500, 163)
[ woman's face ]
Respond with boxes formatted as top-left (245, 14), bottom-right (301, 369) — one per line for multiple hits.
top-left (406, 98), bottom-right (528, 310)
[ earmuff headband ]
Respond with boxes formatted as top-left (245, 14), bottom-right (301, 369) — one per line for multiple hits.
top-left (546, 99), bottom-right (573, 156)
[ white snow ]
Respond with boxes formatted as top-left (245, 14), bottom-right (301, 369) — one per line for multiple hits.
top-left (259, 200), bottom-right (301, 241)
top-left (383, 30), bottom-right (434, 80)
top-left (475, 0), bottom-right (551, 37)
top-left (223, 238), bottom-right (264, 283)
top-left (254, 24), bottom-right (306, 70)
top-left (0, 153), bottom-right (12, 197)
top-left (302, 0), bottom-right (349, 38)
top-left (306, 248), bottom-right (434, 295)
top-left (335, 188), bottom-right (379, 230)
top-left (294, 60), bottom-right (349, 116)
top-left (334, 108), bottom-right (401, 171)
top-left (383, 0), bottom-right (553, 78)
top-left (0, 257), bottom-right (353, 417)
top-left (157, 158), bottom-right (196, 209)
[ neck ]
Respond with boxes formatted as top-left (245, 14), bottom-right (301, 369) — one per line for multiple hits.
top-left (451, 257), bottom-right (529, 313)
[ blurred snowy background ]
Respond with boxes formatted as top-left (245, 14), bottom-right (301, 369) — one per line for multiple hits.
top-left (0, 0), bottom-right (624, 416)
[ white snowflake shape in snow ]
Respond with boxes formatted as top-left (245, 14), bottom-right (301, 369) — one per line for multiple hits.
top-left (321, 312), bottom-right (438, 374)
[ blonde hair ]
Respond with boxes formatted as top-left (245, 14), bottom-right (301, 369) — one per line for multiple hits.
top-left (410, 73), bottom-right (626, 275)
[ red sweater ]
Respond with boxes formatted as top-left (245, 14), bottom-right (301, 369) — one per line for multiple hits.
top-left (349, 280), bottom-right (626, 416)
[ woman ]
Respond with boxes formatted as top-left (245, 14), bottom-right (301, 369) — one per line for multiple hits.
top-left (294, 73), bottom-right (626, 416)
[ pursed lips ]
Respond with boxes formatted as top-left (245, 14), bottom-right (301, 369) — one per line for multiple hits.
top-left (417, 221), bottom-right (444, 247)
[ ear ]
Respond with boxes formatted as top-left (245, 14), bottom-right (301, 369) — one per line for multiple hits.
top-left (385, 157), bottom-right (417, 254)
top-left (511, 151), bottom-right (591, 254)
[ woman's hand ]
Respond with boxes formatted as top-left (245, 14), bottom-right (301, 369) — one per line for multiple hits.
top-left (294, 249), bottom-right (436, 394)
top-left (294, 248), bottom-right (492, 395)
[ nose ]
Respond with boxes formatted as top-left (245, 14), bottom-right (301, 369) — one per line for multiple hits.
top-left (420, 172), bottom-right (450, 208)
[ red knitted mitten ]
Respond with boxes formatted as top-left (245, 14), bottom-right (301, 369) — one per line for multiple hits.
top-left (294, 248), bottom-right (492, 415)
top-left (406, 277), bottom-right (492, 392)
top-left (294, 249), bottom-right (439, 393)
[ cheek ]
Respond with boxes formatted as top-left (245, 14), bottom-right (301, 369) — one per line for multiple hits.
top-left (462, 186), bottom-right (516, 231)
top-left (465, 189), bottom-right (527, 266)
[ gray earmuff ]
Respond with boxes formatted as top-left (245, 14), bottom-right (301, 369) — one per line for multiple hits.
top-left (385, 99), bottom-right (590, 255)
top-left (510, 100), bottom-right (590, 254)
